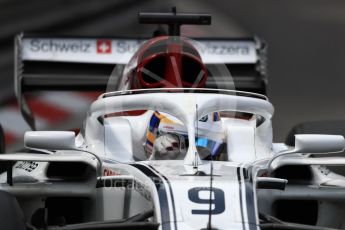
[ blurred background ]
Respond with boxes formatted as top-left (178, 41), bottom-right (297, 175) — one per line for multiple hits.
top-left (1, 0), bottom-right (345, 150)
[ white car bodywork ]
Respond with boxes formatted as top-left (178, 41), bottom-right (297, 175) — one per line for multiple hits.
top-left (1, 89), bottom-right (345, 230)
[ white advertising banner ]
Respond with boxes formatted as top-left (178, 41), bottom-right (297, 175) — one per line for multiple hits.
top-left (21, 38), bottom-right (257, 64)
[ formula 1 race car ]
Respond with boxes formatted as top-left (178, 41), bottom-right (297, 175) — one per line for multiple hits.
top-left (1, 9), bottom-right (345, 230)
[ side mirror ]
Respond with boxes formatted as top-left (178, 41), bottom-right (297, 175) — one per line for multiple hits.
top-left (294, 134), bottom-right (345, 154)
top-left (256, 177), bottom-right (287, 190)
top-left (267, 134), bottom-right (345, 174)
top-left (24, 131), bottom-right (77, 150)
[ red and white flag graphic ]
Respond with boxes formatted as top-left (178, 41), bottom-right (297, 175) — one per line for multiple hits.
top-left (97, 40), bottom-right (112, 54)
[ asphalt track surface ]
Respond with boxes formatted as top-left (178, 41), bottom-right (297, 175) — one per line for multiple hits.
top-left (1, 0), bottom-right (345, 141)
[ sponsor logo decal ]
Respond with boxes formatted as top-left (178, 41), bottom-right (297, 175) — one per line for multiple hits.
top-left (103, 168), bottom-right (120, 176)
top-left (197, 43), bottom-right (251, 55)
top-left (22, 38), bottom-right (257, 64)
top-left (97, 40), bottom-right (112, 54)
top-left (29, 39), bottom-right (91, 53)
top-left (15, 161), bottom-right (38, 172)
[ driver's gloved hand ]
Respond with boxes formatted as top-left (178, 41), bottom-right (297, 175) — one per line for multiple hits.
top-left (152, 134), bottom-right (185, 160)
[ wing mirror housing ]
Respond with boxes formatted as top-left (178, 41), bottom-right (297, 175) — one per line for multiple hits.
top-left (268, 134), bottom-right (345, 174)
top-left (256, 177), bottom-right (287, 190)
top-left (293, 134), bottom-right (345, 154)
top-left (24, 131), bottom-right (77, 150)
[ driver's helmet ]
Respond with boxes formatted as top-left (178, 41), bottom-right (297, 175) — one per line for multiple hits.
top-left (119, 36), bottom-right (208, 90)
top-left (147, 111), bottom-right (225, 160)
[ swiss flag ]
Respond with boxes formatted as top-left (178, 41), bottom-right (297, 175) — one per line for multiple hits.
top-left (97, 40), bottom-right (112, 54)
